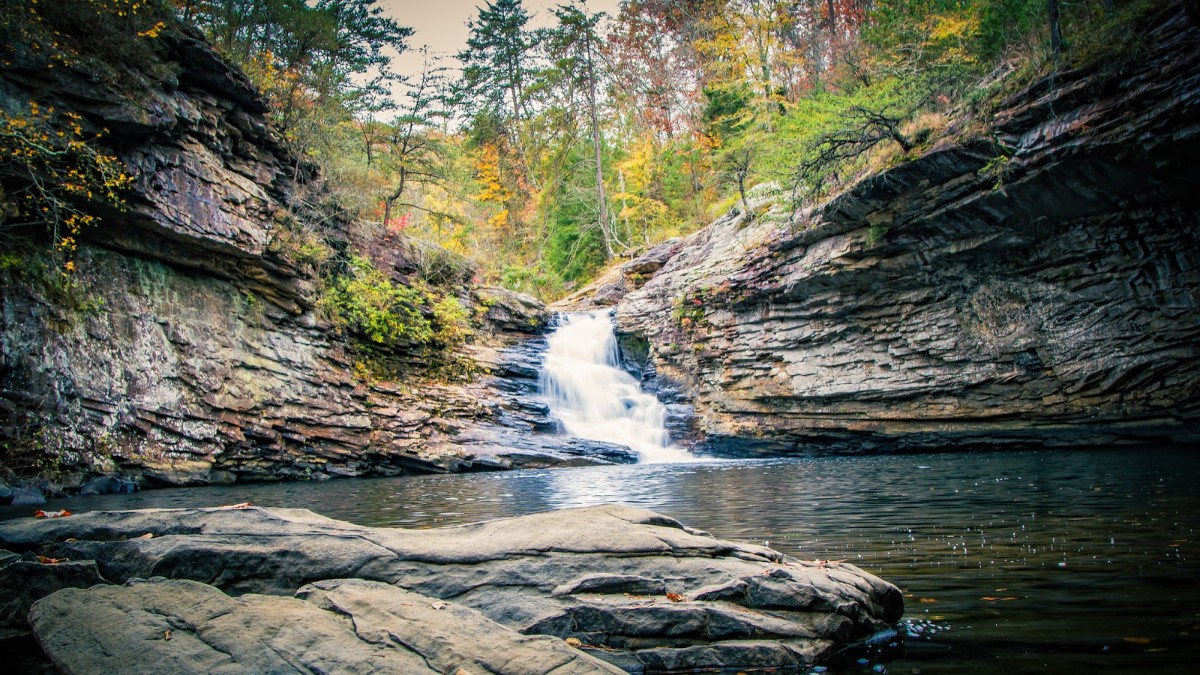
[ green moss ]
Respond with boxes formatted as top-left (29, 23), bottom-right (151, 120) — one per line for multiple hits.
top-left (866, 223), bottom-right (890, 247)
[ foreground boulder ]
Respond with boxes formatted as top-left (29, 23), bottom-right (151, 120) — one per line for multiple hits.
top-left (30, 578), bottom-right (621, 674)
top-left (0, 504), bottom-right (902, 672)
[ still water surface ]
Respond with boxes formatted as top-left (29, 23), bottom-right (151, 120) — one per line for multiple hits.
top-left (4, 448), bottom-right (1198, 673)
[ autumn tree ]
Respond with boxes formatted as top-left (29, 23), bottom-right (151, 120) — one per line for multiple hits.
top-left (379, 49), bottom-right (455, 230)
top-left (605, 0), bottom-right (714, 139)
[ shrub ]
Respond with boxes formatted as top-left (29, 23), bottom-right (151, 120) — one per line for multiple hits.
top-left (322, 254), bottom-right (473, 351)
top-left (323, 255), bottom-right (433, 346)
top-left (430, 295), bottom-right (470, 347)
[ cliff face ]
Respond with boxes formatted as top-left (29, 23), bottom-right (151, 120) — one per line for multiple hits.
top-left (609, 7), bottom-right (1200, 454)
top-left (0, 25), bottom-right (609, 490)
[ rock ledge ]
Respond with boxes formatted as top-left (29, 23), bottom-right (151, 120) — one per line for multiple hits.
top-left (0, 504), bottom-right (902, 672)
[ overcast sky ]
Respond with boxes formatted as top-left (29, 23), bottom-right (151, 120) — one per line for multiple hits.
top-left (381, 0), bottom-right (622, 76)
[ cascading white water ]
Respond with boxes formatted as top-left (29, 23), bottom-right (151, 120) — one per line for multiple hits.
top-left (539, 312), bottom-right (692, 463)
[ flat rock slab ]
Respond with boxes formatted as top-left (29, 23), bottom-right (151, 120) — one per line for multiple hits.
top-left (1, 504), bottom-right (903, 672)
top-left (30, 578), bottom-right (620, 675)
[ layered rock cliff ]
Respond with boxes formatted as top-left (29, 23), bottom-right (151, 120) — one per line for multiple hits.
top-left (0, 21), bottom-right (613, 492)
top-left (599, 6), bottom-right (1200, 454)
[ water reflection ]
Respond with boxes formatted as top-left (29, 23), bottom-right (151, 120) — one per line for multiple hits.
top-left (3, 448), bottom-right (1198, 673)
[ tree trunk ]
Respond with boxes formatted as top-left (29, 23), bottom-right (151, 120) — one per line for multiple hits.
top-left (585, 29), bottom-right (615, 258)
top-left (737, 172), bottom-right (751, 223)
top-left (1047, 0), bottom-right (1063, 59)
top-left (826, 0), bottom-right (837, 61)
top-left (383, 167), bottom-right (407, 227)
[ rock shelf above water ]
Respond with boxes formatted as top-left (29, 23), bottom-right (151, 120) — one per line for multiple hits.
top-left (0, 504), bottom-right (902, 673)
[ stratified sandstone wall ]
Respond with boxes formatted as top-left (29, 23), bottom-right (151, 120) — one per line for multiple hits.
top-left (612, 6), bottom-right (1200, 454)
top-left (0, 24), bottom-right (601, 488)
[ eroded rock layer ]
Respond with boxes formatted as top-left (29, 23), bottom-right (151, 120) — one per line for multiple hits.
top-left (0, 23), bottom-right (621, 489)
top-left (0, 505), bottom-right (902, 672)
top-left (608, 7), bottom-right (1200, 454)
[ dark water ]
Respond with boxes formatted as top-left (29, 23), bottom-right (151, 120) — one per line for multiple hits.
top-left (4, 448), bottom-right (1199, 673)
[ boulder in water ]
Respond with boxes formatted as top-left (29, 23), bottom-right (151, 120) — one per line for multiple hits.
top-left (8, 487), bottom-right (45, 506)
top-left (79, 476), bottom-right (138, 495)
top-left (0, 504), bottom-right (902, 672)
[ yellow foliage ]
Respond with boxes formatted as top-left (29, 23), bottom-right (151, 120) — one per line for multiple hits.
top-left (0, 102), bottom-right (131, 274)
top-left (487, 208), bottom-right (510, 231)
top-left (474, 143), bottom-right (512, 204)
top-left (137, 20), bottom-right (165, 38)
top-left (613, 139), bottom-right (672, 237)
top-left (921, 10), bottom-right (981, 65)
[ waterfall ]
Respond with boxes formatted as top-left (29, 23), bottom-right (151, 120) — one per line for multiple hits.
top-left (539, 312), bottom-right (692, 463)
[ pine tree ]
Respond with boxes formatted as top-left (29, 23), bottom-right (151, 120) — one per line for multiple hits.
top-left (456, 0), bottom-right (538, 124)
top-left (546, 1), bottom-right (620, 258)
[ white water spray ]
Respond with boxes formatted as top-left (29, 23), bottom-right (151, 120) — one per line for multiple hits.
top-left (539, 312), bottom-right (692, 463)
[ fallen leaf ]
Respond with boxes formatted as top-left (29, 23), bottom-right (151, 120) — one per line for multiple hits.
top-left (36, 555), bottom-right (66, 565)
top-left (33, 510), bottom-right (71, 519)
top-left (164, 630), bottom-right (172, 641)
top-left (665, 592), bottom-right (686, 602)
top-left (219, 502), bottom-right (253, 509)
top-left (981, 596), bottom-right (1018, 601)
top-left (564, 637), bottom-right (583, 648)
top-left (1122, 637), bottom-right (1152, 645)
top-left (137, 533), bottom-right (154, 539)
top-left (430, 601), bottom-right (446, 610)
top-left (918, 598), bottom-right (938, 604)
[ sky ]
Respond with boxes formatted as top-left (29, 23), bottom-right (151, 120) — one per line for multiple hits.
top-left (380, 0), bottom-right (622, 77)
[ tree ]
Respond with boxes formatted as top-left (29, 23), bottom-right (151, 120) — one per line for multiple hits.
top-left (380, 49), bottom-right (455, 229)
top-left (456, 0), bottom-right (539, 127)
top-left (185, 0), bottom-right (412, 155)
top-left (605, 0), bottom-right (708, 139)
top-left (1046, 0), bottom-right (1063, 59)
top-left (456, 0), bottom-right (543, 202)
top-left (546, 1), bottom-right (621, 258)
top-left (0, 103), bottom-right (130, 273)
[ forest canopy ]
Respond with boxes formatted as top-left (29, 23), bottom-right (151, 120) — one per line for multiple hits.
top-left (2, 0), bottom-right (1161, 299)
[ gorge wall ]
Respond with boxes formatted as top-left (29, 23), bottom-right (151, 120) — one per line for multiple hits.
top-left (597, 6), bottom-right (1200, 455)
top-left (0, 22), bottom-right (614, 492)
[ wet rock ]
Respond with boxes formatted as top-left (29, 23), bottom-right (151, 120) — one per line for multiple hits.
top-left (8, 488), bottom-right (45, 506)
top-left (477, 286), bottom-right (550, 333)
top-left (0, 505), bottom-right (903, 672)
top-left (79, 476), bottom-right (137, 496)
top-left (30, 578), bottom-right (621, 675)
top-left (0, 557), bottom-right (108, 640)
top-left (0, 483), bottom-right (11, 506)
